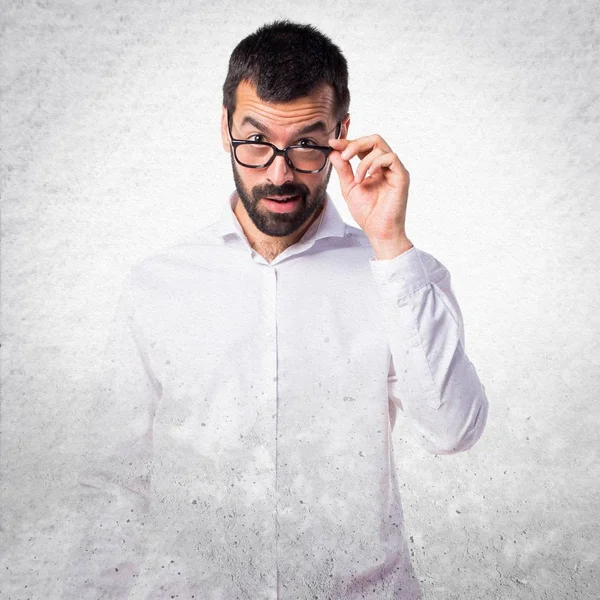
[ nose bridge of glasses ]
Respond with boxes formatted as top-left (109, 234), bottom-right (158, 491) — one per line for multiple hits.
top-left (254, 144), bottom-right (294, 171)
top-left (269, 146), bottom-right (294, 172)
top-left (263, 147), bottom-right (294, 183)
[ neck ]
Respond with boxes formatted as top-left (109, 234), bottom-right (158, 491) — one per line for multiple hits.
top-left (234, 196), bottom-right (324, 262)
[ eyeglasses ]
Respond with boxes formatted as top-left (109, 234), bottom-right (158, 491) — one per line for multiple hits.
top-left (227, 110), bottom-right (341, 174)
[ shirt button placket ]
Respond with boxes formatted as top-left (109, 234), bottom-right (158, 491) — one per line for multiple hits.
top-left (263, 264), bottom-right (279, 597)
top-left (263, 265), bottom-right (278, 406)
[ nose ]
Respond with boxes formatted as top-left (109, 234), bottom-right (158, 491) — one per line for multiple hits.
top-left (266, 153), bottom-right (294, 186)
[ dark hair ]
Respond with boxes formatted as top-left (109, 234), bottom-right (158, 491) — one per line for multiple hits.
top-left (223, 20), bottom-right (350, 122)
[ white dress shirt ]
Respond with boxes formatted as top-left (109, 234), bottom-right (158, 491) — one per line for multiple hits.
top-left (63, 192), bottom-right (488, 600)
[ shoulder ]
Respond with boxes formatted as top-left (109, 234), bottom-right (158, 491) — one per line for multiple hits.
top-left (342, 224), bottom-right (371, 247)
top-left (342, 229), bottom-right (452, 285)
top-left (340, 226), bottom-right (444, 264)
top-left (125, 223), bottom-right (224, 294)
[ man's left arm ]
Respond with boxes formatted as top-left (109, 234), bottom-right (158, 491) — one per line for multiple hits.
top-left (328, 132), bottom-right (488, 454)
top-left (369, 245), bottom-right (488, 454)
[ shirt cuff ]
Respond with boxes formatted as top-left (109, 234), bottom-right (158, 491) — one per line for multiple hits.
top-left (369, 246), bottom-right (430, 301)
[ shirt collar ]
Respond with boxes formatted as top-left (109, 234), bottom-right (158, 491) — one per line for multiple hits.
top-left (215, 191), bottom-right (347, 245)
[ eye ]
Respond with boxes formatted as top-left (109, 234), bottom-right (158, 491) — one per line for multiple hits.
top-left (247, 134), bottom-right (265, 143)
top-left (297, 138), bottom-right (318, 147)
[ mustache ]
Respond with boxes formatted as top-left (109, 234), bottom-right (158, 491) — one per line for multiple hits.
top-left (251, 182), bottom-right (310, 200)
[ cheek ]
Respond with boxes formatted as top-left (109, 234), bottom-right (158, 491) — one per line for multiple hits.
top-left (306, 173), bottom-right (328, 195)
top-left (233, 163), bottom-right (258, 190)
top-left (243, 171), bottom-right (265, 191)
top-left (296, 174), bottom-right (317, 190)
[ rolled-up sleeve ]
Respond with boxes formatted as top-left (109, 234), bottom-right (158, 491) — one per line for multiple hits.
top-left (369, 247), bottom-right (488, 455)
top-left (61, 271), bottom-right (160, 599)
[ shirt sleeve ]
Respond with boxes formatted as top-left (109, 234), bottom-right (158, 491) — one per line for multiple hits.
top-left (61, 270), bottom-right (159, 599)
top-left (369, 246), bottom-right (489, 455)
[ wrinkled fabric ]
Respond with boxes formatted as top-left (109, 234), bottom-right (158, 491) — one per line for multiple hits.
top-left (62, 193), bottom-right (488, 599)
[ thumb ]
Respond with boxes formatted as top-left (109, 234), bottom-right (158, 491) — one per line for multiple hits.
top-left (328, 149), bottom-right (355, 195)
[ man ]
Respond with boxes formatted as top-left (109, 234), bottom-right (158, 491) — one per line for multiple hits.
top-left (63, 20), bottom-right (488, 600)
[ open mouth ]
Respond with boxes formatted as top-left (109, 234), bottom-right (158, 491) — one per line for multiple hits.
top-left (265, 195), bottom-right (300, 203)
top-left (262, 195), bottom-right (302, 213)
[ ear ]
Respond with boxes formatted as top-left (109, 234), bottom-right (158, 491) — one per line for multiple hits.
top-left (220, 107), bottom-right (231, 153)
top-left (340, 114), bottom-right (351, 139)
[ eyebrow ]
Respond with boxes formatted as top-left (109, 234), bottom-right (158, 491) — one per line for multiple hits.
top-left (239, 115), bottom-right (330, 137)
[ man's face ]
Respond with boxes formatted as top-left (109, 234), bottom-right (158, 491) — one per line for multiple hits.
top-left (221, 81), bottom-right (346, 238)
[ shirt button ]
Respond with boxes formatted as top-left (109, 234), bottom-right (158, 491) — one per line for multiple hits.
top-left (394, 274), bottom-right (405, 282)
top-left (397, 297), bottom-right (407, 307)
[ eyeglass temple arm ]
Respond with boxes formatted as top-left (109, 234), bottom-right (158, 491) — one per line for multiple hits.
top-left (335, 121), bottom-right (342, 140)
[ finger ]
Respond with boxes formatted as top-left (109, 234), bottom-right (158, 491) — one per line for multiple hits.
top-left (328, 149), bottom-right (356, 194)
top-left (354, 148), bottom-right (386, 183)
top-left (369, 153), bottom-right (410, 186)
top-left (328, 138), bottom-right (350, 151)
top-left (340, 134), bottom-right (393, 161)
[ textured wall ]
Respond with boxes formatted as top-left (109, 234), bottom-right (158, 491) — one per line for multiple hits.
top-left (1, 0), bottom-right (598, 598)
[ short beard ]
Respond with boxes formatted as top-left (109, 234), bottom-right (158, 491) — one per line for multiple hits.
top-left (230, 154), bottom-right (332, 238)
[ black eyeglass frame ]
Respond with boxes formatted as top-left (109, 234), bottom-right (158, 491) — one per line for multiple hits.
top-left (226, 110), bottom-right (342, 174)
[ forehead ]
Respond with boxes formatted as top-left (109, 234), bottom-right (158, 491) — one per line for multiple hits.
top-left (233, 80), bottom-right (337, 129)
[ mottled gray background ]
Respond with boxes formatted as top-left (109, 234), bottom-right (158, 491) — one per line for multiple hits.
top-left (1, 0), bottom-right (599, 598)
